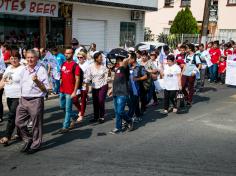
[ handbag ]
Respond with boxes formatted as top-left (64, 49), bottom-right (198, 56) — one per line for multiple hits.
top-left (176, 90), bottom-right (185, 109)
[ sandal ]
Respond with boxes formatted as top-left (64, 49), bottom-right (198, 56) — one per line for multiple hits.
top-left (76, 116), bottom-right (83, 123)
top-left (0, 137), bottom-right (9, 146)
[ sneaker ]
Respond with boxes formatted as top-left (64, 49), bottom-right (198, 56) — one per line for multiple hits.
top-left (127, 120), bottom-right (134, 132)
top-left (109, 128), bottom-right (122, 135)
top-left (163, 110), bottom-right (168, 114)
top-left (132, 117), bottom-right (139, 123)
top-left (69, 121), bottom-right (76, 130)
top-left (173, 108), bottom-right (178, 113)
top-left (57, 128), bottom-right (69, 134)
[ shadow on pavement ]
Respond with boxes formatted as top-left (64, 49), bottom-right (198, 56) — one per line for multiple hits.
top-left (41, 128), bottom-right (92, 151)
top-left (43, 122), bottom-right (62, 134)
top-left (43, 111), bottom-right (64, 124)
top-left (133, 104), bottom-right (168, 131)
top-left (193, 95), bottom-right (210, 105)
top-left (201, 86), bottom-right (218, 93)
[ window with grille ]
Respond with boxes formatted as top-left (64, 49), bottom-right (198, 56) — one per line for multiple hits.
top-left (227, 0), bottom-right (236, 5)
top-left (181, 0), bottom-right (191, 7)
top-left (164, 0), bottom-right (174, 7)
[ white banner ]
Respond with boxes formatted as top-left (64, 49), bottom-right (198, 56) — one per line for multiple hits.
top-left (226, 60), bottom-right (236, 86)
top-left (0, 0), bottom-right (58, 17)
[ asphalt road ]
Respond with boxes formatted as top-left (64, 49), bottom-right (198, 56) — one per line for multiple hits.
top-left (0, 83), bottom-right (236, 176)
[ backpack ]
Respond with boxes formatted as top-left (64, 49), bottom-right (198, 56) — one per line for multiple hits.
top-left (61, 62), bottom-right (84, 89)
top-left (137, 65), bottom-right (152, 91)
top-left (186, 54), bottom-right (201, 67)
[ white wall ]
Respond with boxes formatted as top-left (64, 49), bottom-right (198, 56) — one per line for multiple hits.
top-left (72, 4), bottom-right (144, 52)
top-left (217, 0), bottom-right (236, 30)
top-left (145, 0), bottom-right (205, 36)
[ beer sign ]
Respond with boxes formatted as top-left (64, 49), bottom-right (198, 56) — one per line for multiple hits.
top-left (0, 0), bottom-right (59, 17)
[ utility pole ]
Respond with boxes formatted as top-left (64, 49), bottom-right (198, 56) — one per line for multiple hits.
top-left (201, 0), bottom-right (211, 45)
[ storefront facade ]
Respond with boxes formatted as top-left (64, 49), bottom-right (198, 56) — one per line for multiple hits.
top-left (0, 0), bottom-right (157, 50)
top-left (0, 0), bottom-right (70, 48)
top-left (69, 0), bottom-right (157, 52)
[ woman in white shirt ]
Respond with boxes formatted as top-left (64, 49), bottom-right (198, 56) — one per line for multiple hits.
top-left (162, 54), bottom-right (182, 114)
top-left (76, 51), bottom-right (90, 122)
top-left (0, 50), bottom-right (24, 145)
top-left (85, 51), bottom-right (109, 123)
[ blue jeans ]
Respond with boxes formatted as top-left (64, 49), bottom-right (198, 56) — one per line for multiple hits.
top-left (52, 79), bottom-right (60, 94)
top-left (113, 96), bottom-right (131, 130)
top-left (209, 64), bottom-right (218, 82)
top-left (60, 93), bottom-right (73, 129)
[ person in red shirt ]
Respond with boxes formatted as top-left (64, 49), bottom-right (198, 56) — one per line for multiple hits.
top-left (1, 44), bottom-right (11, 64)
top-left (224, 42), bottom-right (233, 57)
top-left (209, 41), bottom-right (221, 83)
top-left (176, 44), bottom-right (186, 62)
top-left (58, 48), bottom-right (80, 134)
top-left (218, 56), bottom-right (227, 84)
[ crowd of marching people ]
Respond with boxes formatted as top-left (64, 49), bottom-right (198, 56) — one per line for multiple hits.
top-left (0, 38), bottom-right (235, 154)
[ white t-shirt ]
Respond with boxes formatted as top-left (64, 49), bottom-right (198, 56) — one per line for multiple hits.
top-left (79, 61), bottom-right (90, 91)
top-left (3, 65), bottom-right (25, 98)
top-left (163, 64), bottom-right (181, 91)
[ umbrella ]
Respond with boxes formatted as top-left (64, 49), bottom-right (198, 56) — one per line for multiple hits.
top-left (106, 48), bottom-right (129, 69)
top-left (107, 48), bottom-right (128, 60)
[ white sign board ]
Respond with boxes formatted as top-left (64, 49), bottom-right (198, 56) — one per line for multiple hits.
top-left (0, 0), bottom-right (59, 17)
top-left (226, 60), bottom-right (236, 86)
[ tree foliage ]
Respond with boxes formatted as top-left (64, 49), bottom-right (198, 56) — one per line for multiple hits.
top-left (170, 7), bottom-right (199, 34)
top-left (144, 27), bottom-right (155, 41)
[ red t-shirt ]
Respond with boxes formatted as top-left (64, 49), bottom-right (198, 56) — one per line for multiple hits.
top-left (224, 49), bottom-right (233, 57)
top-left (3, 50), bottom-right (11, 61)
top-left (218, 61), bottom-right (226, 74)
top-left (209, 48), bottom-right (221, 64)
top-left (60, 61), bottom-right (80, 95)
top-left (176, 53), bottom-right (185, 61)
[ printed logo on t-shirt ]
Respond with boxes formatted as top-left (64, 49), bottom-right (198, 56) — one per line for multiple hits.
top-left (3, 72), bottom-right (13, 84)
top-left (61, 66), bottom-right (71, 74)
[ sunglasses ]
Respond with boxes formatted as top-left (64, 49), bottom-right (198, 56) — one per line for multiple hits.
top-left (77, 56), bottom-right (84, 59)
top-left (10, 57), bottom-right (19, 60)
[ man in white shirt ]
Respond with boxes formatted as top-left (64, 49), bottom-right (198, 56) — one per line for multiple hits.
top-left (15, 49), bottom-right (49, 154)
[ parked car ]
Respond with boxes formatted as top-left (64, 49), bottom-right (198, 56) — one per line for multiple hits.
top-left (135, 41), bottom-right (166, 51)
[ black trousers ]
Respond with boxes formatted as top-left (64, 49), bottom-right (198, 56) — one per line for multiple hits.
top-left (164, 90), bottom-right (177, 110)
top-left (140, 89), bottom-right (148, 113)
top-left (0, 89), bottom-right (3, 119)
top-left (219, 73), bottom-right (225, 84)
top-left (5, 98), bottom-right (19, 139)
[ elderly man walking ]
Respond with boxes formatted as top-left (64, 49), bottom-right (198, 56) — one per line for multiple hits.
top-left (15, 49), bottom-right (49, 154)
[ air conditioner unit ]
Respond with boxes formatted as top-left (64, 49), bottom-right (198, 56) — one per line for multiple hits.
top-left (131, 11), bottom-right (143, 21)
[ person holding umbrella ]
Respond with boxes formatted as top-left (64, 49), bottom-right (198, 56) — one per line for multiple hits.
top-left (108, 53), bottom-right (133, 134)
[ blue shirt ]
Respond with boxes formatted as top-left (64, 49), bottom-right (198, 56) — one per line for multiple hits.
top-left (129, 64), bottom-right (146, 96)
top-left (56, 53), bottom-right (66, 69)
